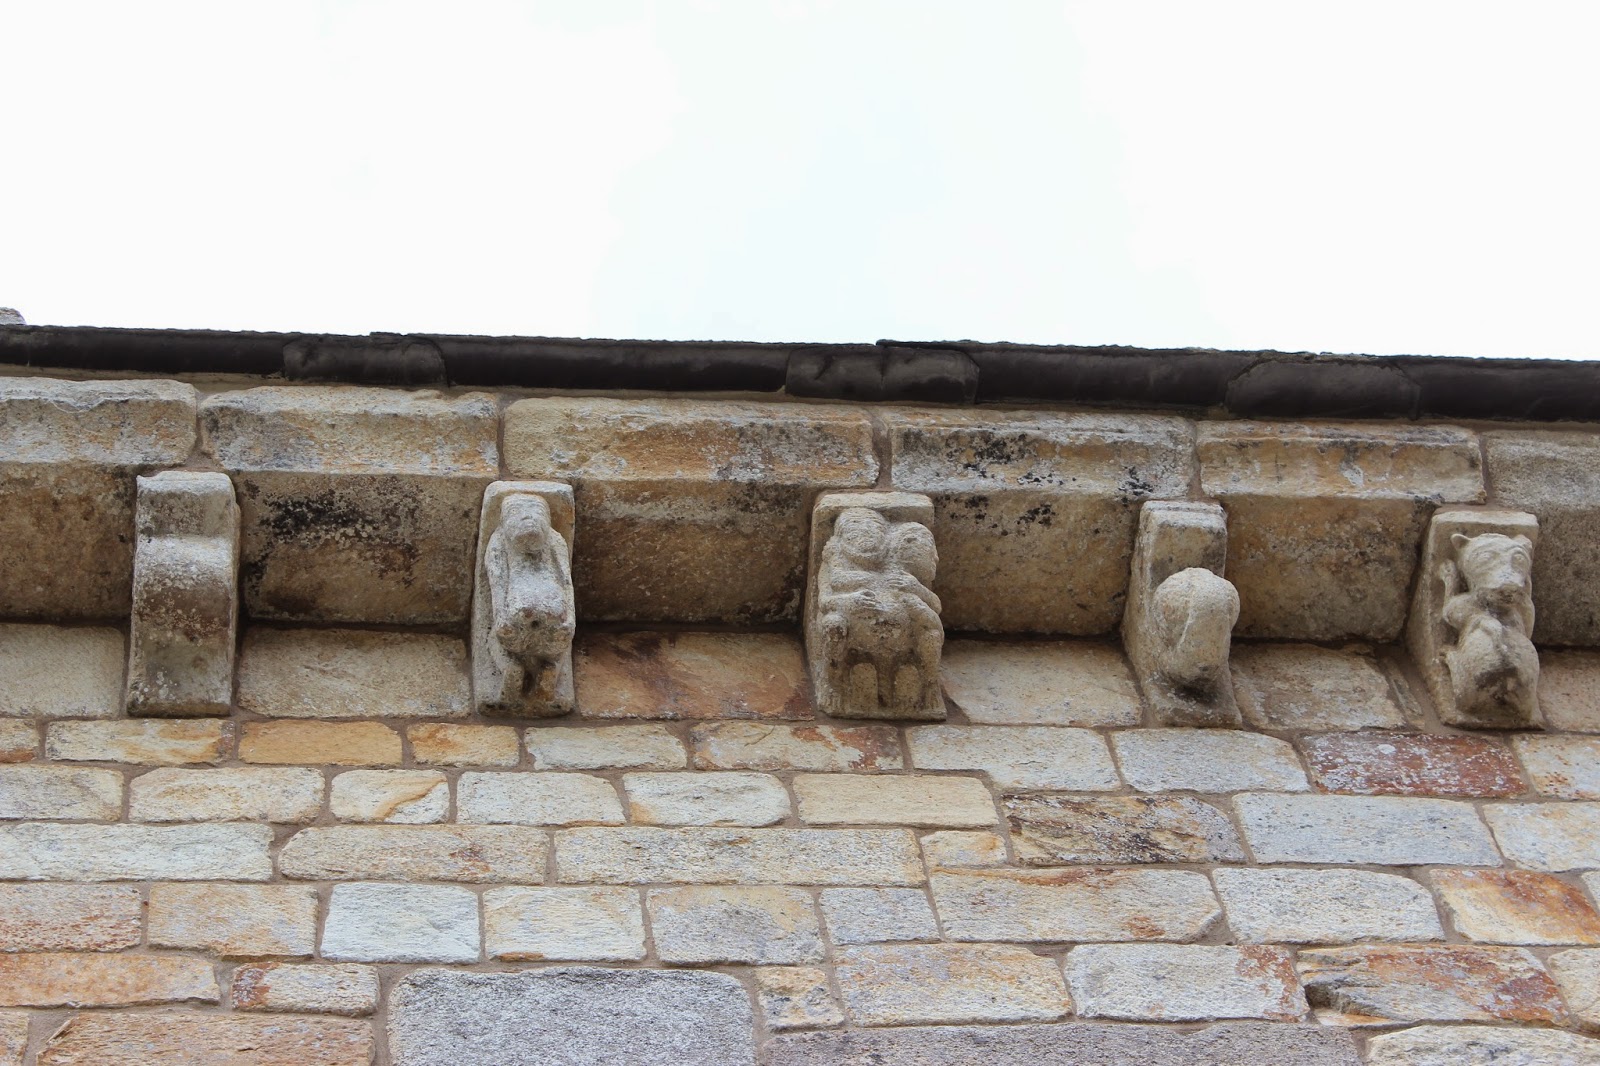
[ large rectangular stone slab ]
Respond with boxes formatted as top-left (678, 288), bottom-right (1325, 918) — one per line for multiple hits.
top-left (887, 409), bottom-right (1194, 634)
top-left (0, 625), bottom-right (124, 720)
top-left (930, 867), bottom-right (1220, 942)
top-left (906, 725), bottom-right (1118, 791)
top-left (690, 722), bottom-right (902, 771)
top-left (1298, 944), bottom-right (1563, 1024)
top-left (279, 826), bottom-right (548, 883)
top-left (554, 827), bottom-right (923, 885)
top-left (201, 385), bottom-right (497, 624)
top-left (1198, 421), bottom-right (1483, 640)
top-left (0, 823), bottom-right (273, 880)
top-left (1213, 868), bottom-right (1443, 943)
top-left (0, 884), bottom-right (143, 951)
top-left (36, 1013), bottom-right (373, 1066)
top-left (237, 627), bottom-right (470, 719)
top-left (834, 943), bottom-right (1069, 1025)
top-left (1067, 944), bottom-right (1305, 1021)
top-left (1006, 794), bottom-right (1244, 865)
top-left (322, 883), bottom-right (479, 963)
top-left (793, 774), bottom-right (995, 827)
top-left (574, 632), bottom-right (811, 719)
top-left (1484, 803), bottom-right (1600, 871)
top-left (484, 886), bottom-right (645, 962)
top-left (648, 885), bottom-right (824, 963)
top-left (939, 640), bottom-right (1142, 726)
top-left (1364, 1025), bottom-right (1600, 1066)
top-left (388, 967), bottom-right (755, 1066)
top-left (0, 378), bottom-right (197, 620)
top-left (0, 952), bottom-right (216, 1007)
top-left (505, 397), bottom-right (877, 624)
top-left (1234, 793), bottom-right (1499, 866)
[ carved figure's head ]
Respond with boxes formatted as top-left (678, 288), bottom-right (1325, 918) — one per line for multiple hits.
top-left (501, 495), bottom-right (554, 556)
top-left (1452, 532), bottom-right (1533, 608)
top-left (833, 508), bottom-right (890, 566)
top-left (889, 522), bottom-right (937, 587)
top-left (1152, 567), bottom-right (1239, 691)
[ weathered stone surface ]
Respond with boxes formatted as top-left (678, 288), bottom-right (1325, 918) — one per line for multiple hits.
top-left (834, 943), bottom-right (1069, 1025)
top-left (1516, 734), bottom-right (1600, 798)
top-left (202, 385), bottom-right (498, 625)
top-left (623, 771), bottom-right (788, 826)
top-left (767, 1022), bottom-right (1363, 1066)
top-left (1365, 1024), bottom-right (1600, 1066)
top-left (575, 631), bottom-right (811, 719)
top-left (1232, 643), bottom-right (1407, 729)
top-left (649, 885), bottom-right (824, 963)
top-left (887, 409), bottom-right (1193, 634)
top-left (131, 766), bottom-right (323, 822)
top-left (1113, 729), bottom-right (1308, 793)
top-left (920, 830), bottom-right (1008, 867)
top-left (930, 867), bottom-right (1219, 943)
top-left (0, 378), bottom-right (197, 620)
top-left (484, 886), bottom-right (645, 962)
top-left (1068, 944), bottom-right (1305, 1021)
top-left (0, 952), bottom-right (217, 1007)
top-left (231, 962), bottom-right (380, 1015)
top-left (0, 625), bottom-right (123, 719)
top-left (906, 725), bottom-right (1118, 790)
top-left (149, 883), bottom-right (318, 957)
top-left (125, 471), bottom-right (240, 716)
top-left (530, 724), bottom-right (686, 769)
top-left (1487, 803), bottom-right (1600, 871)
top-left (794, 774), bottom-right (995, 827)
top-left (1298, 945), bottom-right (1563, 1024)
top-left (330, 770), bottom-right (448, 823)
top-left (1302, 731), bottom-right (1524, 797)
top-left (1433, 869), bottom-right (1600, 945)
top-left (1213, 868), bottom-right (1443, 943)
top-left (1549, 948), bottom-right (1600, 1031)
top-left (755, 966), bottom-right (843, 1030)
top-left (504, 397), bottom-right (877, 625)
top-left (457, 772), bottom-right (622, 826)
top-left (555, 827), bottom-right (923, 885)
top-left (37, 1011), bottom-right (374, 1065)
top-left (389, 967), bottom-right (756, 1066)
top-left (1484, 430), bottom-right (1600, 645)
top-left (1541, 650), bottom-right (1600, 732)
top-left (45, 719), bottom-right (231, 765)
top-left (1235, 793), bottom-right (1499, 865)
top-left (322, 883), bottom-right (479, 962)
top-left (940, 640), bottom-right (1141, 726)
top-left (0, 722), bottom-right (33, 764)
top-left (238, 627), bottom-right (470, 719)
top-left (821, 887), bottom-right (939, 943)
top-left (0, 1012), bottom-right (21, 1066)
top-left (0, 766), bottom-right (121, 819)
top-left (1006, 794), bottom-right (1244, 865)
top-left (240, 721), bottom-right (402, 766)
top-left (691, 722), bottom-right (901, 771)
top-left (0, 822), bottom-right (273, 880)
top-left (0, 884), bottom-right (142, 951)
top-left (280, 826), bottom-right (547, 883)
top-left (409, 722), bottom-right (520, 767)
top-left (1198, 421), bottom-right (1483, 640)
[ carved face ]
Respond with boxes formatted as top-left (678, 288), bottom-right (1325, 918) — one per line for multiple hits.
top-left (501, 496), bottom-right (553, 555)
top-left (889, 522), bottom-right (937, 586)
top-left (833, 508), bottom-right (889, 565)
top-left (1452, 532), bottom-right (1533, 602)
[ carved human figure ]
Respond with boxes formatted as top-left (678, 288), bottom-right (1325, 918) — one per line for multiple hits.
top-left (814, 507), bottom-right (943, 717)
top-left (1149, 566), bottom-right (1240, 700)
top-left (479, 494), bottom-right (575, 713)
top-left (1440, 531), bottom-right (1538, 724)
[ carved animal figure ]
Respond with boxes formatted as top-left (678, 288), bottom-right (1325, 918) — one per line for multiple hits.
top-left (1441, 532), bottom-right (1538, 723)
top-left (816, 508), bottom-right (943, 716)
top-left (1150, 566), bottom-right (1239, 698)
top-left (482, 495), bottom-right (575, 707)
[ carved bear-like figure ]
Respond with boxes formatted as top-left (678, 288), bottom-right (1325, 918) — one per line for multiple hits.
top-left (1441, 531), bottom-right (1538, 725)
top-left (1150, 566), bottom-right (1240, 700)
top-left (479, 494), bottom-right (575, 714)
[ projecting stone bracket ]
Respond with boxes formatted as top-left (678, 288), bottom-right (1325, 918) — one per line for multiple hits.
top-left (805, 491), bottom-right (945, 721)
top-left (1122, 500), bottom-right (1242, 728)
top-left (1407, 507), bottom-right (1542, 729)
top-left (126, 471), bottom-right (241, 717)
top-left (472, 481), bottom-right (577, 718)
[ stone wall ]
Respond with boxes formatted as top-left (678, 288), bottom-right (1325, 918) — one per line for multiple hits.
top-left (1, 374), bottom-right (1600, 1063)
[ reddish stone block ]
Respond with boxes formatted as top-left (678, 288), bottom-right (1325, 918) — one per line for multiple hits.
top-left (575, 632), bottom-right (812, 720)
top-left (1300, 732), bottom-right (1524, 797)
top-left (1432, 869), bottom-right (1600, 945)
top-left (1298, 945), bottom-right (1562, 1024)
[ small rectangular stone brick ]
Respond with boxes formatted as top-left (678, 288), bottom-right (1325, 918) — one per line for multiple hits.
top-left (649, 885), bottom-right (824, 964)
top-left (907, 725), bottom-right (1118, 791)
top-left (1213, 868), bottom-right (1442, 944)
top-left (623, 772), bottom-right (789, 826)
top-left (1301, 731), bottom-right (1524, 797)
top-left (149, 883), bottom-right (319, 957)
top-left (45, 719), bottom-right (231, 765)
top-left (330, 770), bottom-right (448, 823)
top-left (130, 766), bottom-right (324, 822)
top-left (1547, 949), bottom-right (1600, 1032)
top-left (834, 943), bottom-right (1069, 1026)
top-left (1068, 944), bottom-right (1305, 1022)
top-left (0, 883), bottom-right (143, 951)
top-left (323, 882), bottom-right (480, 963)
top-left (232, 962), bottom-right (380, 1015)
top-left (939, 641), bottom-right (1142, 727)
top-left (457, 772), bottom-right (623, 826)
top-left (0, 823), bottom-right (273, 880)
top-left (1538, 650), bottom-right (1600, 732)
top-left (0, 765), bottom-right (121, 819)
top-left (555, 827), bottom-right (924, 886)
top-left (1432, 869), bottom-right (1600, 945)
top-left (1112, 729), bottom-right (1308, 793)
top-left (279, 825), bottom-right (547, 883)
top-left (1006, 794), bottom-right (1243, 865)
top-left (921, 830), bottom-right (1007, 868)
top-left (484, 886), bottom-right (645, 962)
top-left (529, 724), bottom-right (686, 770)
top-left (238, 627), bottom-right (471, 719)
top-left (691, 722), bottom-right (902, 772)
top-left (575, 632), bottom-right (812, 720)
top-left (931, 867), bottom-right (1220, 943)
top-left (1485, 803), bottom-right (1600, 871)
top-left (1514, 734), bottom-right (1600, 799)
top-left (409, 723), bottom-right (521, 768)
top-left (0, 722), bottom-right (35, 764)
top-left (793, 774), bottom-right (996, 828)
top-left (1234, 794), bottom-right (1500, 866)
top-left (755, 966), bottom-right (843, 1031)
top-left (36, 1011), bottom-right (374, 1065)
top-left (1298, 944), bottom-right (1562, 1024)
top-left (241, 721), bottom-right (402, 766)
top-left (820, 887), bottom-right (939, 944)
top-left (0, 952), bottom-right (217, 1007)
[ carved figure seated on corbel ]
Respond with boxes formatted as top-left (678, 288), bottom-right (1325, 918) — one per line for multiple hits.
top-left (1149, 566), bottom-right (1240, 704)
top-left (1441, 531), bottom-right (1539, 725)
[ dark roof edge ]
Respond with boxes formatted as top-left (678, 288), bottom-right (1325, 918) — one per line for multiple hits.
top-left (1, 324), bottom-right (1597, 423)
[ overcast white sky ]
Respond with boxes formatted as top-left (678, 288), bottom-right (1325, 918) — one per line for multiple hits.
top-left (4, 2), bottom-right (1597, 358)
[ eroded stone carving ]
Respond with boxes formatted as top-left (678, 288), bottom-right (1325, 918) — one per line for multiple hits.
top-left (806, 492), bottom-right (944, 720)
top-left (472, 481), bottom-right (576, 717)
top-left (1407, 508), bottom-right (1541, 728)
top-left (126, 471), bottom-right (241, 717)
top-left (1122, 501), bottom-right (1241, 727)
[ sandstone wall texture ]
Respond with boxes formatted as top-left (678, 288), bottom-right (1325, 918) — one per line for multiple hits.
top-left (1, 374), bottom-right (1600, 1063)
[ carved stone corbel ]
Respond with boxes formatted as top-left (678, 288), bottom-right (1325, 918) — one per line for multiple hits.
top-left (1122, 501), bottom-right (1241, 727)
top-left (472, 481), bottom-right (577, 717)
top-left (1407, 507), bottom-right (1541, 729)
top-left (805, 491), bottom-right (945, 720)
top-left (126, 471), bottom-right (241, 716)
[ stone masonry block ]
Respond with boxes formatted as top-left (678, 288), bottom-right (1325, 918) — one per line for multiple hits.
top-left (834, 943), bottom-right (1069, 1025)
top-left (279, 826), bottom-right (547, 883)
top-left (330, 770), bottom-right (449, 823)
top-left (231, 962), bottom-right (380, 1016)
top-left (483, 886), bottom-right (645, 962)
top-left (1067, 944), bottom-right (1305, 1022)
top-left (1113, 729), bottom-right (1308, 793)
top-left (237, 627), bottom-right (470, 719)
top-left (756, 967), bottom-right (844, 1031)
top-left (0, 952), bottom-right (217, 1008)
top-left (1365, 1025), bottom-right (1600, 1066)
top-left (1432, 869), bottom-right (1600, 945)
top-left (0, 766), bottom-right (121, 819)
top-left (0, 823), bottom-right (273, 880)
top-left (129, 766), bottom-right (323, 822)
top-left (1005, 794), bottom-right (1244, 865)
top-left (648, 885), bottom-right (824, 964)
top-left (456, 771), bottom-right (622, 826)
top-left (528, 724), bottom-right (685, 770)
top-left (1485, 803), bottom-right (1600, 871)
top-left (888, 409), bottom-right (1194, 634)
top-left (1232, 643), bottom-right (1407, 730)
top-left (0, 625), bottom-right (124, 719)
top-left (1298, 944), bottom-right (1563, 1025)
top-left (45, 719), bottom-right (231, 765)
top-left (504, 397), bottom-right (877, 624)
top-left (1235, 794), bottom-right (1499, 866)
top-left (793, 774), bottom-right (995, 827)
top-left (36, 1013), bottom-right (373, 1066)
top-left (930, 867), bottom-right (1220, 943)
top-left (1213, 868), bottom-right (1443, 944)
top-left (1301, 731), bottom-right (1525, 797)
top-left (0, 378), bottom-right (197, 621)
top-left (623, 771), bottom-right (789, 826)
top-left (690, 722), bottom-right (902, 772)
top-left (1515, 734), bottom-right (1600, 799)
top-left (1198, 421), bottom-right (1483, 640)
top-left (939, 640), bottom-right (1142, 727)
top-left (906, 725), bottom-right (1118, 790)
top-left (575, 631), bottom-right (810, 720)
top-left (1539, 650), bottom-right (1600, 732)
top-left (148, 882), bottom-right (318, 957)
top-left (201, 385), bottom-right (498, 624)
top-left (0, 884), bottom-right (143, 951)
top-left (322, 883), bottom-right (480, 963)
top-left (554, 827), bottom-right (923, 886)
top-left (820, 887), bottom-right (939, 944)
